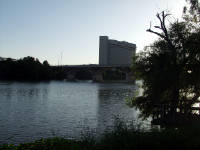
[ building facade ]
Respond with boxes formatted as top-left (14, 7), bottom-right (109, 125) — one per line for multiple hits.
top-left (99, 36), bottom-right (136, 66)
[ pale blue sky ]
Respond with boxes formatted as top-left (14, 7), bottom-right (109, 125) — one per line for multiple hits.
top-left (0, 0), bottom-right (186, 65)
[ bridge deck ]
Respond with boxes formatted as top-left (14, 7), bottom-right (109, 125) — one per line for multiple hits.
top-left (54, 64), bottom-right (130, 68)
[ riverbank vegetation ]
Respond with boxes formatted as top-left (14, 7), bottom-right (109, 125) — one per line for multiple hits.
top-left (1, 122), bottom-right (200, 150)
top-left (0, 56), bottom-right (65, 81)
top-left (129, 0), bottom-right (200, 125)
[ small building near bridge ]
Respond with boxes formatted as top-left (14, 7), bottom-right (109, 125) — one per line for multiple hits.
top-left (99, 36), bottom-right (136, 66)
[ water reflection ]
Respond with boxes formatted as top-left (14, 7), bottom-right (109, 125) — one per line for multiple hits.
top-left (0, 81), bottom-right (138, 144)
top-left (0, 82), bottom-right (51, 144)
top-left (96, 84), bottom-right (138, 132)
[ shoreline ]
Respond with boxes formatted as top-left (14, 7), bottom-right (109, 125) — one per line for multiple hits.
top-left (1, 126), bottom-right (200, 150)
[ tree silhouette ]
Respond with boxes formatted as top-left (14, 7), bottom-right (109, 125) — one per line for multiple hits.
top-left (0, 56), bottom-right (56, 81)
top-left (131, 11), bottom-right (200, 119)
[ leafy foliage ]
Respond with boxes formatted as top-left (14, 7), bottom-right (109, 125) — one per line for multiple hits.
top-left (2, 124), bottom-right (200, 150)
top-left (131, 12), bottom-right (200, 119)
top-left (183, 0), bottom-right (200, 27)
top-left (0, 56), bottom-right (55, 81)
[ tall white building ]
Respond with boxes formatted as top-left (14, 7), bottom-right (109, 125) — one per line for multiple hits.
top-left (99, 36), bottom-right (136, 66)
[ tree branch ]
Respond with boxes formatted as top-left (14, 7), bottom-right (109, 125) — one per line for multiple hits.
top-left (146, 29), bottom-right (165, 39)
top-left (147, 11), bottom-right (175, 50)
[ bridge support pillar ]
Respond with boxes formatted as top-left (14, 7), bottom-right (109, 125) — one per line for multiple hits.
top-left (67, 71), bottom-right (76, 81)
top-left (93, 72), bottom-right (103, 82)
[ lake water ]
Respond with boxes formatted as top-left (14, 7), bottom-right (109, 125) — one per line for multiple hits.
top-left (0, 81), bottom-right (143, 144)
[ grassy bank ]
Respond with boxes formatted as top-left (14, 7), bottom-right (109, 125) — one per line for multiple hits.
top-left (1, 122), bottom-right (200, 150)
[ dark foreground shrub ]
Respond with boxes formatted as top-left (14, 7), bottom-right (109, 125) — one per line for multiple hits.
top-left (0, 137), bottom-right (94, 150)
top-left (1, 123), bottom-right (200, 150)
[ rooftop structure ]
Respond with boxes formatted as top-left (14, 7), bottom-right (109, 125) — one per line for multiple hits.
top-left (0, 57), bottom-right (6, 61)
top-left (99, 36), bottom-right (136, 66)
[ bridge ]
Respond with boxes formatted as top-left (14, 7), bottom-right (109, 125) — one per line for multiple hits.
top-left (51, 36), bottom-right (136, 82)
top-left (53, 64), bottom-right (134, 82)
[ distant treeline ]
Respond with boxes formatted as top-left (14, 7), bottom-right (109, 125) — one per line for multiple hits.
top-left (0, 56), bottom-right (65, 81)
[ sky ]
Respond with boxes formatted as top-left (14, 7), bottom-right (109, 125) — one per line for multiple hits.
top-left (0, 0), bottom-right (186, 65)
